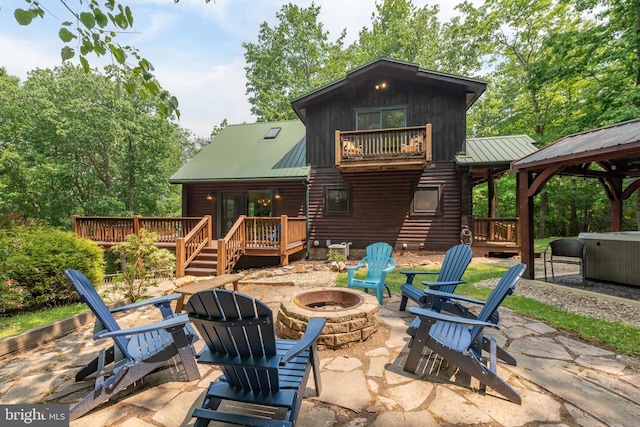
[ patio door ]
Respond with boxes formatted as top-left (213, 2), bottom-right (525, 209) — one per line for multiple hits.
top-left (219, 190), bottom-right (273, 236)
top-left (220, 191), bottom-right (245, 236)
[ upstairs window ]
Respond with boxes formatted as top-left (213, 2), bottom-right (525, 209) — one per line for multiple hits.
top-left (357, 108), bottom-right (406, 130)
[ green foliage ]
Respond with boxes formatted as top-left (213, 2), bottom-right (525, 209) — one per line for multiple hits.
top-left (327, 248), bottom-right (347, 263)
top-left (110, 229), bottom-right (175, 302)
top-left (9, 0), bottom-right (206, 117)
top-left (0, 225), bottom-right (104, 314)
top-left (243, 3), bottom-right (347, 121)
top-left (0, 64), bottom-right (189, 225)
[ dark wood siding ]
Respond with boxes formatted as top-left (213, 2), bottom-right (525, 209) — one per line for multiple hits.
top-left (306, 75), bottom-right (467, 167)
top-left (307, 164), bottom-right (463, 250)
top-left (182, 181), bottom-right (307, 239)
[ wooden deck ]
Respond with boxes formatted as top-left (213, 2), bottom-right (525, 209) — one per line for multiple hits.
top-left (72, 215), bottom-right (307, 277)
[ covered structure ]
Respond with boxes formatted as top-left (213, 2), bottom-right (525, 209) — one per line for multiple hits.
top-left (511, 119), bottom-right (640, 279)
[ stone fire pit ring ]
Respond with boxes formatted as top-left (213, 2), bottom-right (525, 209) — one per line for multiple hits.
top-left (276, 287), bottom-right (380, 349)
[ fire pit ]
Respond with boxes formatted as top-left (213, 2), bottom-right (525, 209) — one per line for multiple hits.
top-left (276, 288), bottom-right (380, 348)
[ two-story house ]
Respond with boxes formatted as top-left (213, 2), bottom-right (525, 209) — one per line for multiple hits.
top-left (169, 58), bottom-right (535, 270)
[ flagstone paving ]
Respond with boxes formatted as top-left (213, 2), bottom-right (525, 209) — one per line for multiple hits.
top-left (1, 277), bottom-right (639, 426)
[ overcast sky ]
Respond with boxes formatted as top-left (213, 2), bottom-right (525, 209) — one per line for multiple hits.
top-left (0, 0), bottom-right (473, 138)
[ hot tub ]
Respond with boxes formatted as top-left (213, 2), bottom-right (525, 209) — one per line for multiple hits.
top-left (579, 231), bottom-right (640, 286)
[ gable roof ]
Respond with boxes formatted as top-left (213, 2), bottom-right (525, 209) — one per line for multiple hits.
top-left (291, 57), bottom-right (488, 123)
top-left (455, 135), bottom-right (538, 167)
top-left (169, 120), bottom-right (309, 183)
top-left (512, 119), bottom-right (640, 176)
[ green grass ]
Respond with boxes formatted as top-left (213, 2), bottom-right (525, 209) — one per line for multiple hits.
top-left (338, 263), bottom-right (640, 357)
top-left (0, 303), bottom-right (88, 340)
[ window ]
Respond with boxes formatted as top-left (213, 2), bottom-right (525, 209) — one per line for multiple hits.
top-left (326, 188), bottom-right (349, 213)
top-left (357, 108), bottom-right (406, 130)
top-left (413, 186), bottom-right (442, 214)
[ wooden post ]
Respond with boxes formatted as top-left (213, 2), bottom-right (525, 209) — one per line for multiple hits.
top-left (205, 215), bottom-right (213, 246)
top-left (280, 215), bottom-right (289, 265)
top-left (133, 215), bottom-right (142, 237)
top-left (517, 171), bottom-right (535, 279)
top-left (72, 215), bottom-right (79, 236)
top-left (175, 237), bottom-right (185, 277)
top-left (217, 239), bottom-right (226, 276)
top-left (335, 130), bottom-right (342, 166)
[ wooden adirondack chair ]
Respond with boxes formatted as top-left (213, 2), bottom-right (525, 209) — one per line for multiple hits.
top-left (399, 243), bottom-right (473, 313)
top-left (347, 242), bottom-right (396, 305)
top-left (64, 269), bottom-right (201, 420)
top-left (186, 289), bottom-right (326, 427)
top-left (403, 263), bottom-right (526, 404)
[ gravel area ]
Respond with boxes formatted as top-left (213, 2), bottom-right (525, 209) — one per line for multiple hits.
top-left (240, 252), bottom-right (640, 328)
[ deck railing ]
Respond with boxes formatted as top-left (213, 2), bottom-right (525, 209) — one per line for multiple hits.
top-left (472, 218), bottom-right (519, 245)
top-left (71, 215), bottom-right (204, 245)
top-left (335, 124), bottom-right (432, 166)
top-left (73, 215), bottom-right (306, 277)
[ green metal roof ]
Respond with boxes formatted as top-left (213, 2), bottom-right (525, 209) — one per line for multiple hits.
top-left (455, 135), bottom-right (539, 167)
top-left (170, 120), bottom-right (309, 183)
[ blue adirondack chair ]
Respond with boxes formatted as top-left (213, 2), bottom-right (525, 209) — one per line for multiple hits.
top-left (347, 242), bottom-right (396, 305)
top-left (403, 263), bottom-right (526, 404)
top-left (186, 289), bottom-right (325, 427)
top-left (64, 269), bottom-right (201, 420)
top-left (399, 243), bottom-right (473, 313)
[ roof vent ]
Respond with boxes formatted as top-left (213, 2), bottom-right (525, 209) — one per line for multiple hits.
top-left (264, 127), bottom-right (281, 139)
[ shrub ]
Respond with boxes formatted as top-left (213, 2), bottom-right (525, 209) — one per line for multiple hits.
top-left (1, 225), bottom-right (104, 313)
top-left (110, 229), bottom-right (175, 302)
top-left (327, 248), bottom-right (347, 263)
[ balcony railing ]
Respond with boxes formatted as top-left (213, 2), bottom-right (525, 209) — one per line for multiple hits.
top-left (471, 218), bottom-right (520, 254)
top-left (335, 124), bottom-right (432, 171)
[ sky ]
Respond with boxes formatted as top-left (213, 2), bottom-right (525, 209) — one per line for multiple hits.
top-left (0, 0), bottom-right (473, 138)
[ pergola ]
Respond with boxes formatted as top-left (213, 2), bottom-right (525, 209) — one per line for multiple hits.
top-left (511, 119), bottom-right (640, 279)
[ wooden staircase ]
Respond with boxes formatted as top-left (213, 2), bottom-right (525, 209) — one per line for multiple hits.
top-left (185, 246), bottom-right (218, 277)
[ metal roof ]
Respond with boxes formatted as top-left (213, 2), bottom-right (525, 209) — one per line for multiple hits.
top-left (169, 120), bottom-right (309, 183)
top-left (512, 118), bottom-right (640, 173)
top-left (455, 135), bottom-right (538, 167)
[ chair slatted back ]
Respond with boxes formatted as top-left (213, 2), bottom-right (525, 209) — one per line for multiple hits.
top-left (469, 263), bottom-right (526, 343)
top-left (64, 269), bottom-right (130, 359)
top-left (187, 289), bottom-right (280, 393)
top-left (435, 244), bottom-right (473, 293)
top-left (364, 242), bottom-right (394, 281)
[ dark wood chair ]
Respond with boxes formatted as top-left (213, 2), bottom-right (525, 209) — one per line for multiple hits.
top-left (403, 263), bottom-right (526, 404)
top-left (186, 289), bottom-right (325, 426)
top-left (64, 269), bottom-right (201, 420)
top-left (543, 238), bottom-right (586, 284)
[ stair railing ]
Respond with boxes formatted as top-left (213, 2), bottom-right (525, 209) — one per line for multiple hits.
top-left (175, 215), bottom-right (212, 277)
top-left (217, 215), bottom-right (246, 275)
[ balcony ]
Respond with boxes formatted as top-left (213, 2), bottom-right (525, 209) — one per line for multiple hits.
top-left (335, 124), bottom-right (432, 172)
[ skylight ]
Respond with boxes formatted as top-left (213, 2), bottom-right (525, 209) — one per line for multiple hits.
top-left (264, 127), bottom-right (281, 139)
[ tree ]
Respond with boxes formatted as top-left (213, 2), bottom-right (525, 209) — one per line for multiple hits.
top-left (0, 64), bottom-right (189, 226)
top-left (243, 2), bottom-right (347, 121)
top-left (349, 0), bottom-right (484, 75)
top-left (8, 0), bottom-right (214, 118)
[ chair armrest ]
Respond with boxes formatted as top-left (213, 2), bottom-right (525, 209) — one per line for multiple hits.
top-left (422, 280), bottom-right (465, 289)
top-left (422, 288), bottom-right (486, 305)
top-left (408, 307), bottom-right (498, 329)
top-left (97, 314), bottom-right (190, 338)
top-left (280, 318), bottom-right (326, 366)
top-left (347, 260), bottom-right (367, 272)
top-left (110, 293), bottom-right (182, 314)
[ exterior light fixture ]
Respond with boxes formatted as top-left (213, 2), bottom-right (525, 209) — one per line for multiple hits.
top-left (375, 82), bottom-right (387, 90)
top-left (275, 190), bottom-right (281, 200)
top-left (206, 192), bottom-right (213, 201)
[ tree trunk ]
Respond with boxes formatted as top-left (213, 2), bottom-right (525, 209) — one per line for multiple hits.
top-left (538, 191), bottom-right (548, 238)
